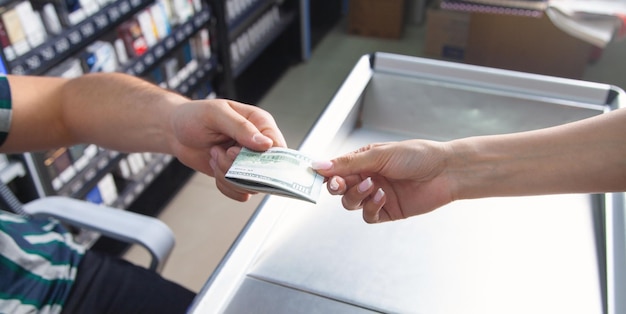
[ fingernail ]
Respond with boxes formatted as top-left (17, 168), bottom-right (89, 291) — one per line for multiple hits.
top-left (329, 177), bottom-right (339, 191)
top-left (209, 159), bottom-right (217, 171)
top-left (311, 160), bottom-right (333, 170)
top-left (358, 177), bottom-right (373, 193)
top-left (373, 188), bottom-right (385, 204)
top-left (252, 133), bottom-right (272, 145)
top-left (210, 147), bottom-right (218, 160)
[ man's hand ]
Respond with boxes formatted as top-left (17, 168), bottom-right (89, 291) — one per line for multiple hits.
top-left (170, 99), bottom-right (286, 201)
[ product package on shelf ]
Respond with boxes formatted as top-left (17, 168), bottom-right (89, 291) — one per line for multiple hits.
top-left (117, 17), bottom-right (148, 57)
top-left (81, 40), bottom-right (118, 72)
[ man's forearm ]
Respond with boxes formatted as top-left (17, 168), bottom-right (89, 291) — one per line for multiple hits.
top-left (4, 73), bottom-right (186, 154)
top-left (61, 72), bottom-right (187, 154)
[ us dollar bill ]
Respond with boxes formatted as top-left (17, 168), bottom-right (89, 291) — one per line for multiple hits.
top-left (225, 147), bottom-right (324, 203)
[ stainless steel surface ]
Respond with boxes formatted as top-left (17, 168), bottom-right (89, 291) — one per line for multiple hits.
top-left (190, 53), bottom-right (626, 314)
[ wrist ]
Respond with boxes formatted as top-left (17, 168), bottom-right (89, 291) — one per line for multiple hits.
top-left (159, 93), bottom-right (188, 155)
top-left (445, 137), bottom-right (509, 201)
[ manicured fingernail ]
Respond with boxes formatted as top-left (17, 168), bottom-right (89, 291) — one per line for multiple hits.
top-left (252, 133), bottom-right (272, 145)
top-left (373, 188), bottom-right (385, 203)
top-left (209, 159), bottom-right (217, 171)
top-left (358, 177), bottom-right (373, 193)
top-left (311, 160), bottom-right (333, 170)
top-left (329, 177), bottom-right (339, 191)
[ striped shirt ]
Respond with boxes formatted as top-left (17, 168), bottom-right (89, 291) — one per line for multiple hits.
top-left (0, 212), bottom-right (85, 313)
top-left (0, 77), bottom-right (85, 313)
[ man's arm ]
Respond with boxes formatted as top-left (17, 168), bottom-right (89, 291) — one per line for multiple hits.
top-left (2, 73), bottom-right (286, 201)
top-left (3, 73), bottom-right (186, 153)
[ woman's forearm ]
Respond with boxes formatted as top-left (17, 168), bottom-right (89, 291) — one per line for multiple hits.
top-left (448, 108), bottom-right (626, 200)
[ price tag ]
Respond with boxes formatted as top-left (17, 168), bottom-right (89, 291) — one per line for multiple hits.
top-left (144, 172), bottom-right (154, 184)
top-left (134, 182), bottom-right (145, 194)
top-left (179, 83), bottom-right (189, 94)
top-left (119, 0), bottom-right (131, 15)
top-left (41, 46), bottom-right (55, 61)
top-left (154, 45), bottom-right (165, 58)
top-left (68, 31), bottom-right (82, 45)
top-left (175, 29), bottom-right (185, 42)
top-left (54, 38), bottom-right (70, 54)
top-left (25, 55), bottom-right (42, 71)
top-left (133, 61), bottom-right (145, 74)
top-left (184, 23), bottom-right (194, 36)
top-left (124, 193), bottom-right (133, 206)
top-left (194, 14), bottom-right (203, 27)
top-left (84, 168), bottom-right (97, 181)
top-left (165, 37), bottom-right (175, 50)
top-left (108, 6), bottom-right (121, 22)
top-left (11, 65), bottom-right (25, 75)
top-left (143, 52), bottom-right (155, 66)
top-left (80, 22), bottom-right (96, 38)
top-left (94, 13), bottom-right (108, 29)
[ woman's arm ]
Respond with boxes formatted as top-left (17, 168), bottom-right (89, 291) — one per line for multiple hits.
top-left (313, 108), bottom-right (626, 223)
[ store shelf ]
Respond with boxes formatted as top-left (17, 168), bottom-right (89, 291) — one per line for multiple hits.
top-left (232, 10), bottom-right (296, 77)
top-left (227, 0), bottom-right (275, 40)
top-left (114, 154), bottom-right (173, 209)
top-left (122, 8), bottom-right (212, 76)
top-left (62, 150), bottom-right (124, 200)
top-left (8, 0), bottom-right (153, 75)
top-left (173, 57), bottom-right (218, 95)
top-left (73, 154), bottom-right (175, 248)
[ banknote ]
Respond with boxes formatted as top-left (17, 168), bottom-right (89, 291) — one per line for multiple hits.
top-left (225, 147), bottom-right (324, 203)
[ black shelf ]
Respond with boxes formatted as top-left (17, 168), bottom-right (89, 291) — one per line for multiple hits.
top-left (210, 0), bottom-right (303, 100)
top-left (113, 154), bottom-right (174, 209)
top-left (122, 8), bottom-right (212, 76)
top-left (63, 151), bottom-right (125, 200)
top-left (232, 10), bottom-right (295, 78)
top-left (174, 57), bottom-right (218, 95)
top-left (227, 0), bottom-right (275, 40)
top-left (7, 0), bottom-right (153, 75)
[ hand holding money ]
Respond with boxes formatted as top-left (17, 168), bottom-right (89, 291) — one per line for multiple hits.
top-left (225, 147), bottom-right (324, 203)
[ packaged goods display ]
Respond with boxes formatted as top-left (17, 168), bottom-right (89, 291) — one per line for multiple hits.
top-left (1, 0), bottom-right (305, 253)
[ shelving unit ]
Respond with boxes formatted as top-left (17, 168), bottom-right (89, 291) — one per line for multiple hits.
top-left (5, 0), bottom-right (153, 75)
top-left (0, 0), bottom-right (316, 255)
top-left (0, 0), bottom-right (217, 253)
top-left (211, 0), bottom-right (306, 102)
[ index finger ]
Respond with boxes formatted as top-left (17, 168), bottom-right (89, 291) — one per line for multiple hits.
top-left (312, 143), bottom-right (385, 177)
top-left (228, 100), bottom-right (287, 149)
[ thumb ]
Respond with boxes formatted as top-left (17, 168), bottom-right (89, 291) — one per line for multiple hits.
top-left (224, 100), bottom-right (282, 151)
top-left (312, 145), bottom-right (381, 177)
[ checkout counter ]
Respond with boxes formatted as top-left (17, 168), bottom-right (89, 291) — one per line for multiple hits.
top-left (189, 53), bottom-right (626, 313)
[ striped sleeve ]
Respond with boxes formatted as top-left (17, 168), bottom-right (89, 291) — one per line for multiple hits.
top-left (0, 76), bottom-right (11, 147)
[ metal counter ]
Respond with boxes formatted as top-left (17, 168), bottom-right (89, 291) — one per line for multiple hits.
top-left (189, 53), bottom-right (626, 314)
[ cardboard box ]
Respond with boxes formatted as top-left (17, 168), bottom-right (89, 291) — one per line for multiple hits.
top-left (348, 0), bottom-right (405, 39)
top-left (424, 8), bottom-right (469, 61)
top-left (466, 12), bottom-right (592, 79)
top-left (424, 8), bottom-right (593, 79)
